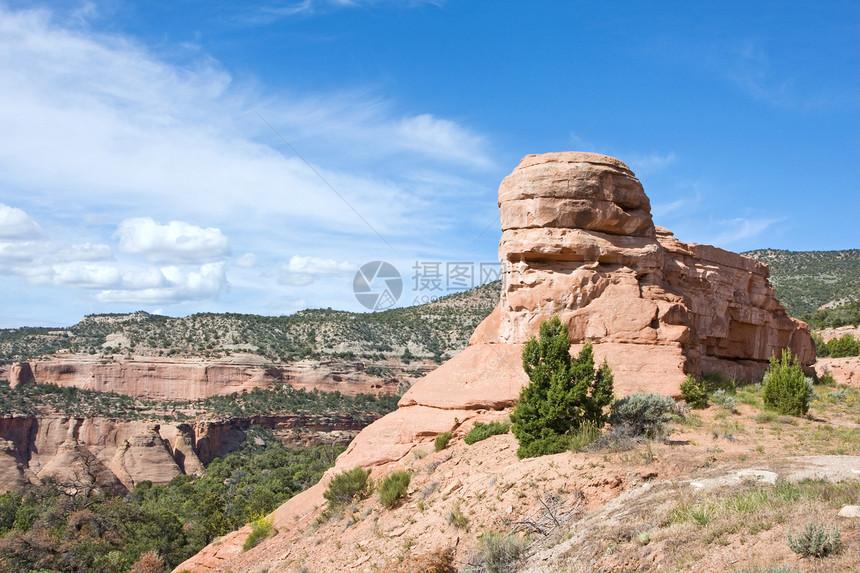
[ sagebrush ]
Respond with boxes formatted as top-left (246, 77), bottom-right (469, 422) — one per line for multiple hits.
top-left (609, 392), bottom-right (677, 440)
top-left (787, 522), bottom-right (842, 557)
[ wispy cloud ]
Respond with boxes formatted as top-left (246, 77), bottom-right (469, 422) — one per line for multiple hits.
top-left (697, 216), bottom-right (783, 248)
top-left (0, 4), bottom-right (495, 320)
top-left (626, 152), bottom-right (677, 177)
top-left (254, 0), bottom-right (443, 19)
top-left (724, 41), bottom-right (795, 108)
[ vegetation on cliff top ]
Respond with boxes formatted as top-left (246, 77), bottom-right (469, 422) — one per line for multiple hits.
top-left (0, 280), bottom-right (500, 365)
top-left (0, 429), bottom-right (342, 572)
top-left (0, 380), bottom-right (399, 422)
top-left (743, 249), bottom-right (860, 316)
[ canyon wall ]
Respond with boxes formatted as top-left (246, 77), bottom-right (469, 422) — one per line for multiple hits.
top-left (5, 352), bottom-right (414, 401)
top-left (0, 412), bottom-right (369, 494)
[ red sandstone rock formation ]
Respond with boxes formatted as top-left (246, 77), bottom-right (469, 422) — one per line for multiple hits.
top-left (7, 353), bottom-right (402, 401)
top-left (8, 362), bottom-right (33, 389)
top-left (493, 152), bottom-right (814, 393)
top-left (0, 413), bottom-right (368, 493)
top-left (176, 152), bottom-right (816, 572)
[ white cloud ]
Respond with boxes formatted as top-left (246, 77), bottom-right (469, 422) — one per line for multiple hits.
top-left (51, 262), bottom-right (124, 288)
top-left (280, 255), bottom-right (355, 286)
top-left (0, 4), bottom-right (495, 324)
top-left (396, 114), bottom-right (491, 167)
top-left (0, 5), bottom-right (491, 242)
top-left (115, 218), bottom-right (230, 263)
top-left (235, 253), bottom-right (259, 268)
top-left (0, 203), bottom-right (41, 239)
top-left (287, 255), bottom-right (355, 274)
top-left (95, 262), bottom-right (227, 304)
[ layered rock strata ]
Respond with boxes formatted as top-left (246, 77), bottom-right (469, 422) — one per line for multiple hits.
top-left (177, 152), bottom-right (816, 571)
top-left (6, 353), bottom-right (405, 401)
top-left (491, 152), bottom-right (815, 393)
top-left (0, 412), bottom-right (371, 493)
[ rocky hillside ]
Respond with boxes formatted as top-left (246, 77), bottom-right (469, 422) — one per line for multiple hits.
top-left (0, 281), bottom-right (501, 365)
top-left (744, 249), bottom-right (860, 316)
top-left (176, 152), bottom-right (860, 573)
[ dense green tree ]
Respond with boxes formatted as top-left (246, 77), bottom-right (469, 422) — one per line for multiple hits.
top-left (762, 349), bottom-right (811, 416)
top-left (511, 316), bottom-right (614, 458)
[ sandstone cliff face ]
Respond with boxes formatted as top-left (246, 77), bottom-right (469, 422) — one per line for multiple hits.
top-left (10, 353), bottom-right (405, 401)
top-left (7, 362), bottom-right (33, 389)
top-left (0, 412), bottom-right (369, 493)
top-left (177, 152), bottom-right (816, 572)
top-left (493, 152), bottom-right (814, 393)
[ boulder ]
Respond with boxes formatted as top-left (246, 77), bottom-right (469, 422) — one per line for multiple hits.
top-left (8, 362), bottom-right (34, 388)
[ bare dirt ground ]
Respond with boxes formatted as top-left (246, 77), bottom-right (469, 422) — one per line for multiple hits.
top-left (211, 379), bottom-right (860, 573)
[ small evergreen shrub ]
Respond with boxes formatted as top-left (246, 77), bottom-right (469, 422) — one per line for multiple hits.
top-left (680, 375), bottom-right (708, 408)
top-left (242, 515), bottom-right (276, 552)
top-left (323, 466), bottom-right (373, 509)
top-left (464, 421), bottom-right (510, 445)
top-left (825, 333), bottom-right (860, 358)
top-left (511, 316), bottom-right (613, 459)
top-left (787, 522), bottom-right (842, 557)
top-left (434, 431), bottom-right (453, 452)
top-left (762, 350), bottom-right (811, 416)
top-left (609, 393), bottom-right (677, 440)
top-left (378, 470), bottom-right (411, 508)
top-left (812, 332), bottom-right (828, 357)
top-left (817, 370), bottom-right (836, 386)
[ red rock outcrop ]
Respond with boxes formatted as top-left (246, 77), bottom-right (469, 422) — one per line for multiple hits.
top-left (175, 152), bottom-right (815, 572)
top-left (8, 362), bottom-right (34, 388)
top-left (9, 353), bottom-right (403, 401)
top-left (0, 412), bottom-right (370, 493)
top-left (492, 152), bottom-right (814, 393)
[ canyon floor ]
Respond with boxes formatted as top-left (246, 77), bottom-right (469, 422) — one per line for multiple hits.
top-left (194, 368), bottom-right (860, 573)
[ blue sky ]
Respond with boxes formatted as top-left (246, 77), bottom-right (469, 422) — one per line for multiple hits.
top-left (0, 0), bottom-right (857, 327)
